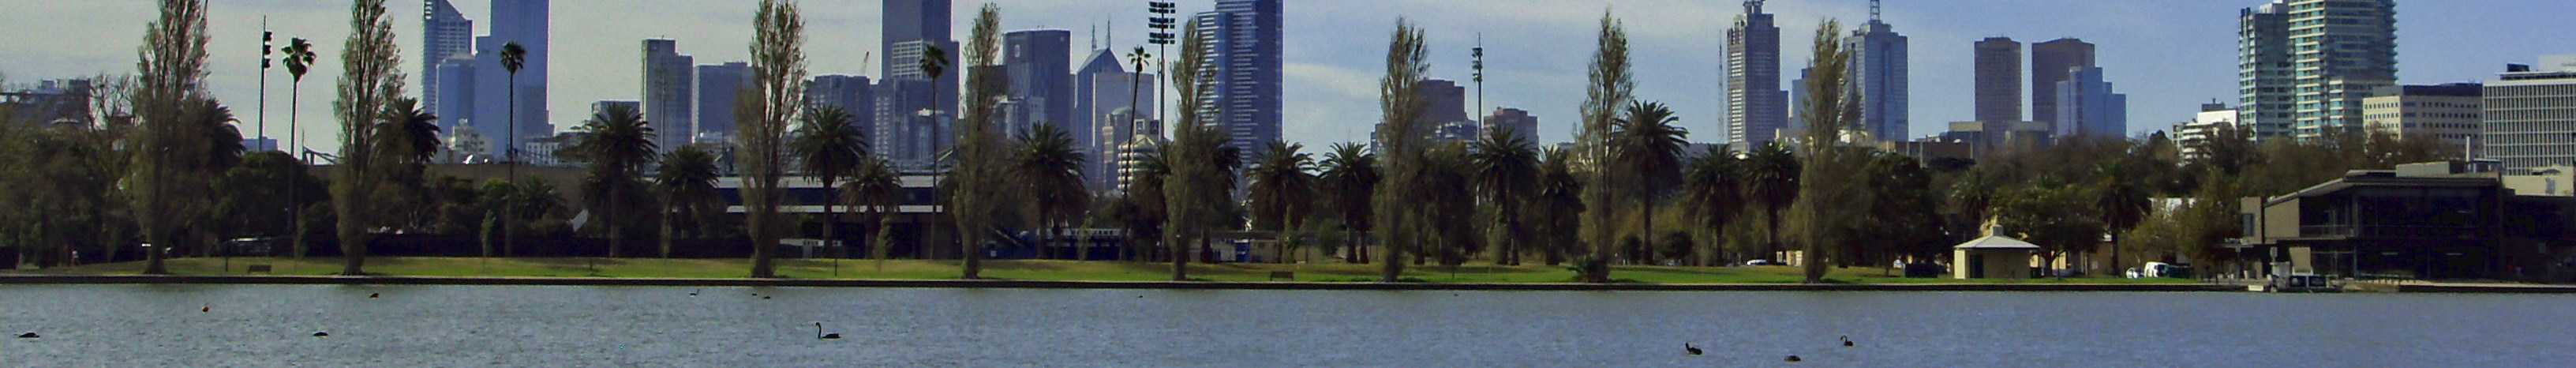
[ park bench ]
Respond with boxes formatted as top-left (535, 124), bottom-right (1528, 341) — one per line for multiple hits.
top-left (1267, 271), bottom-right (1294, 281)
top-left (245, 265), bottom-right (272, 274)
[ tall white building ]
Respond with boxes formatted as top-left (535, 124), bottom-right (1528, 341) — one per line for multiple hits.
top-left (2361, 83), bottom-right (2482, 152)
top-left (1725, 0), bottom-right (1787, 146)
top-left (2484, 57), bottom-right (2576, 174)
top-left (2239, 0), bottom-right (2398, 141)
top-left (642, 39), bottom-right (694, 152)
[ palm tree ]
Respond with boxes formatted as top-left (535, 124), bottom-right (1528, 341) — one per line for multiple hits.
top-left (1124, 46), bottom-right (1150, 128)
top-left (1319, 142), bottom-right (1378, 264)
top-left (1743, 141), bottom-right (1800, 261)
top-left (655, 145), bottom-right (721, 258)
top-left (792, 106), bottom-right (867, 260)
top-left (1247, 140), bottom-right (1315, 263)
top-left (2093, 160), bottom-right (2151, 273)
top-left (1469, 127), bottom-right (1538, 265)
top-left (279, 36), bottom-right (316, 259)
top-left (1612, 101), bottom-right (1687, 265)
top-left (1680, 144), bottom-right (1741, 266)
top-left (1533, 147), bottom-right (1586, 265)
top-left (497, 41), bottom-right (526, 260)
top-left (841, 155), bottom-right (903, 262)
top-left (1112, 148), bottom-right (1171, 262)
top-left (1011, 123), bottom-right (1089, 260)
top-left (569, 103), bottom-right (657, 258)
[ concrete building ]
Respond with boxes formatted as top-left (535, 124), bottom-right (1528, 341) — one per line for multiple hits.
top-left (882, 0), bottom-right (955, 122)
top-left (642, 39), bottom-right (694, 152)
top-left (1725, 0), bottom-right (1788, 146)
top-left (694, 62), bottom-right (748, 139)
top-left (1196, 0), bottom-right (1286, 162)
top-left (2174, 103), bottom-right (2238, 160)
top-left (421, 0), bottom-right (474, 117)
top-left (466, 0), bottom-right (551, 160)
top-left (1419, 79), bottom-right (1470, 143)
top-left (590, 100), bottom-right (639, 118)
top-left (0, 79), bottom-right (94, 126)
top-left (2361, 83), bottom-right (2481, 152)
top-left (1953, 236), bottom-right (2040, 280)
top-left (2053, 66), bottom-right (2128, 139)
top-left (1848, 15), bottom-right (1909, 143)
top-left (1974, 37), bottom-right (2023, 147)
top-left (2239, 161), bottom-right (2576, 282)
top-left (1004, 29), bottom-right (1074, 139)
top-left (1485, 107), bottom-right (1538, 143)
top-left (808, 74), bottom-right (875, 140)
top-left (2484, 57), bottom-right (2576, 174)
top-left (2240, 0), bottom-right (2399, 141)
top-left (2031, 38), bottom-right (2095, 132)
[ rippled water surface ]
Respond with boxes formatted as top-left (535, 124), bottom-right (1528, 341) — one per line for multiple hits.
top-left (2, 285), bottom-right (2570, 366)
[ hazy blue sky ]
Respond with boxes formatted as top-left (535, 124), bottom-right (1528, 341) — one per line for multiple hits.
top-left (5, 0), bottom-right (2572, 154)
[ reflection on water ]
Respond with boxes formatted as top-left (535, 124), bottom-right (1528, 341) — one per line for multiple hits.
top-left (1, 285), bottom-right (2569, 366)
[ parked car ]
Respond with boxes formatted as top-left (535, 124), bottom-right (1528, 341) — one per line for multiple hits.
top-left (2142, 262), bottom-right (2192, 278)
top-left (1745, 260), bottom-right (1780, 266)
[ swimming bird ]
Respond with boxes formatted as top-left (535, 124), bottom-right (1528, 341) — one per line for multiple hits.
top-left (368, 293), bottom-right (379, 299)
top-left (689, 289), bottom-right (700, 297)
top-left (1784, 355), bottom-right (1802, 362)
top-left (312, 331), bottom-right (329, 337)
top-left (1684, 343), bottom-right (1702, 355)
top-left (16, 332), bottom-right (36, 339)
top-left (1840, 336), bottom-right (1853, 347)
top-left (763, 296), bottom-right (773, 300)
top-left (200, 305), bottom-right (209, 313)
top-left (814, 323), bottom-right (841, 340)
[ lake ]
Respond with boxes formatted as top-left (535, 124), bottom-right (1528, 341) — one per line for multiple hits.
top-left (1, 285), bottom-right (2569, 366)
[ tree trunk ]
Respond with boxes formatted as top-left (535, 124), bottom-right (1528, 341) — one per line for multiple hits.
top-left (1170, 230), bottom-right (1189, 281)
top-left (821, 175), bottom-right (837, 262)
top-left (609, 186), bottom-right (623, 258)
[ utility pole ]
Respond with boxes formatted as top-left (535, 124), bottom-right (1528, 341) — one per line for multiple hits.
top-left (1148, 2), bottom-right (1178, 130)
top-left (1472, 34), bottom-right (1485, 133)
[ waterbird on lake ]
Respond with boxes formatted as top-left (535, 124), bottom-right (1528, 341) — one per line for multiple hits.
top-left (16, 332), bottom-right (36, 339)
top-left (200, 305), bottom-right (209, 313)
top-left (814, 323), bottom-right (841, 340)
top-left (1841, 336), bottom-right (1853, 347)
top-left (311, 331), bottom-right (328, 337)
top-left (368, 293), bottom-right (379, 299)
top-left (689, 289), bottom-right (699, 297)
top-left (1684, 343), bottom-right (1702, 355)
top-left (763, 296), bottom-right (773, 300)
top-left (1784, 355), bottom-right (1801, 362)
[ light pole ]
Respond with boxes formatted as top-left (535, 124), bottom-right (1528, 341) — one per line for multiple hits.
top-left (1148, 2), bottom-right (1178, 130)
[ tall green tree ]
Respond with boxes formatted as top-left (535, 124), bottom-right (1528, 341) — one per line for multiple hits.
top-left (842, 155), bottom-right (904, 261)
top-left (330, 0), bottom-right (405, 275)
top-left (1575, 11), bottom-right (1634, 283)
top-left (128, 0), bottom-right (216, 275)
top-left (1788, 19), bottom-right (1865, 284)
top-left (1372, 18), bottom-right (1431, 282)
top-left (1681, 145), bottom-right (1742, 265)
top-left (370, 98), bottom-right (439, 235)
top-left (1012, 123), bottom-right (1089, 260)
top-left (570, 103), bottom-right (657, 257)
top-left (656, 145), bottom-right (724, 257)
top-left (1247, 140), bottom-right (1314, 263)
top-left (951, 3), bottom-right (1010, 279)
top-left (1161, 17), bottom-right (1226, 280)
top-left (1998, 180), bottom-right (2105, 276)
top-left (1110, 148), bottom-right (1170, 263)
top-left (739, 0), bottom-right (807, 278)
top-left (1418, 143), bottom-right (1478, 265)
top-left (1612, 101), bottom-right (1687, 265)
top-left (1318, 142), bottom-right (1378, 264)
top-left (498, 41), bottom-right (526, 259)
top-left (278, 36), bottom-right (318, 259)
top-left (2093, 159), bottom-right (2152, 273)
top-left (1469, 127), bottom-right (1538, 265)
top-left (792, 106), bottom-right (866, 258)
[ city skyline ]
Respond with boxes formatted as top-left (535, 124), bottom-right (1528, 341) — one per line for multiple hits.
top-left (2, 0), bottom-right (2570, 155)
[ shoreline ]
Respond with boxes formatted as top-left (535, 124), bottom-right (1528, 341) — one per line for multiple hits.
top-left (0, 275), bottom-right (2243, 292)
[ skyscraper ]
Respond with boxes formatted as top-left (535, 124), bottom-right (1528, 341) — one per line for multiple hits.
top-left (1076, 47), bottom-right (1155, 191)
top-left (1725, 0), bottom-right (1787, 146)
top-left (2052, 66), bottom-right (2127, 139)
top-left (1004, 29), bottom-right (1074, 137)
top-left (882, 0), bottom-right (956, 120)
top-left (1973, 37), bottom-right (2023, 145)
top-left (421, 0), bottom-right (473, 118)
top-left (2483, 57), bottom-right (2576, 174)
top-left (808, 74), bottom-right (874, 139)
top-left (1417, 79), bottom-right (1473, 143)
top-left (468, 0), bottom-right (549, 158)
top-left (1847, 11), bottom-right (1908, 142)
top-left (2030, 38), bottom-right (2095, 133)
top-left (642, 39), bottom-right (694, 152)
top-left (2241, 0), bottom-right (2398, 141)
top-left (695, 62), bottom-right (748, 141)
top-left (1485, 107), bottom-right (1538, 143)
top-left (1195, 0), bottom-right (1286, 160)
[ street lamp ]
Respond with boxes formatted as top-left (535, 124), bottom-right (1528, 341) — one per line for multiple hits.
top-left (1148, 2), bottom-right (1178, 126)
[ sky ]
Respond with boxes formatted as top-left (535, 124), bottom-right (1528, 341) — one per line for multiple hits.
top-left (5, 0), bottom-right (2574, 155)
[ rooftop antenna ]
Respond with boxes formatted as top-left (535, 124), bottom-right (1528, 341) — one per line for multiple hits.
top-left (1871, 0), bottom-right (1882, 23)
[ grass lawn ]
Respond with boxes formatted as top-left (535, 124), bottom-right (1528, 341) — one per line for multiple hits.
top-left (7, 257), bottom-right (2195, 284)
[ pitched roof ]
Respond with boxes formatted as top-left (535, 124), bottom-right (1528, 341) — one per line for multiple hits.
top-left (1953, 235), bottom-right (2042, 250)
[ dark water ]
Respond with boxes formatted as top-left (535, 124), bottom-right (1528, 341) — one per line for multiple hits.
top-left (1, 285), bottom-right (2569, 367)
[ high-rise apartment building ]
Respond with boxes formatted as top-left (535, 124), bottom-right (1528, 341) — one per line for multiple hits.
top-left (467, 0), bottom-right (550, 159)
top-left (2174, 103), bottom-right (2238, 160)
top-left (2484, 57), bottom-right (2576, 174)
top-left (1195, 0), bottom-right (1286, 160)
top-left (2052, 66), bottom-right (2127, 139)
top-left (642, 39), bottom-right (694, 152)
top-left (1485, 107), bottom-right (1538, 144)
top-left (421, 0), bottom-right (473, 118)
top-left (1973, 37), bottom-right (2024, 146)
top-left (1004, 29), bottom-right (1074, 137)
top-left (2361, 83), bottom-right (2481, 152)
top-left (1725, 0), bottom-right (1787, 146)
top-left (694, 62), bottom-right (748, 141)
top-left (2030, 38), bottom-right (2095, 133)
top-left (1847, 15), bottom-right (1908, 142)
top-left (2241, 0), bottom-right (2398, 141)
